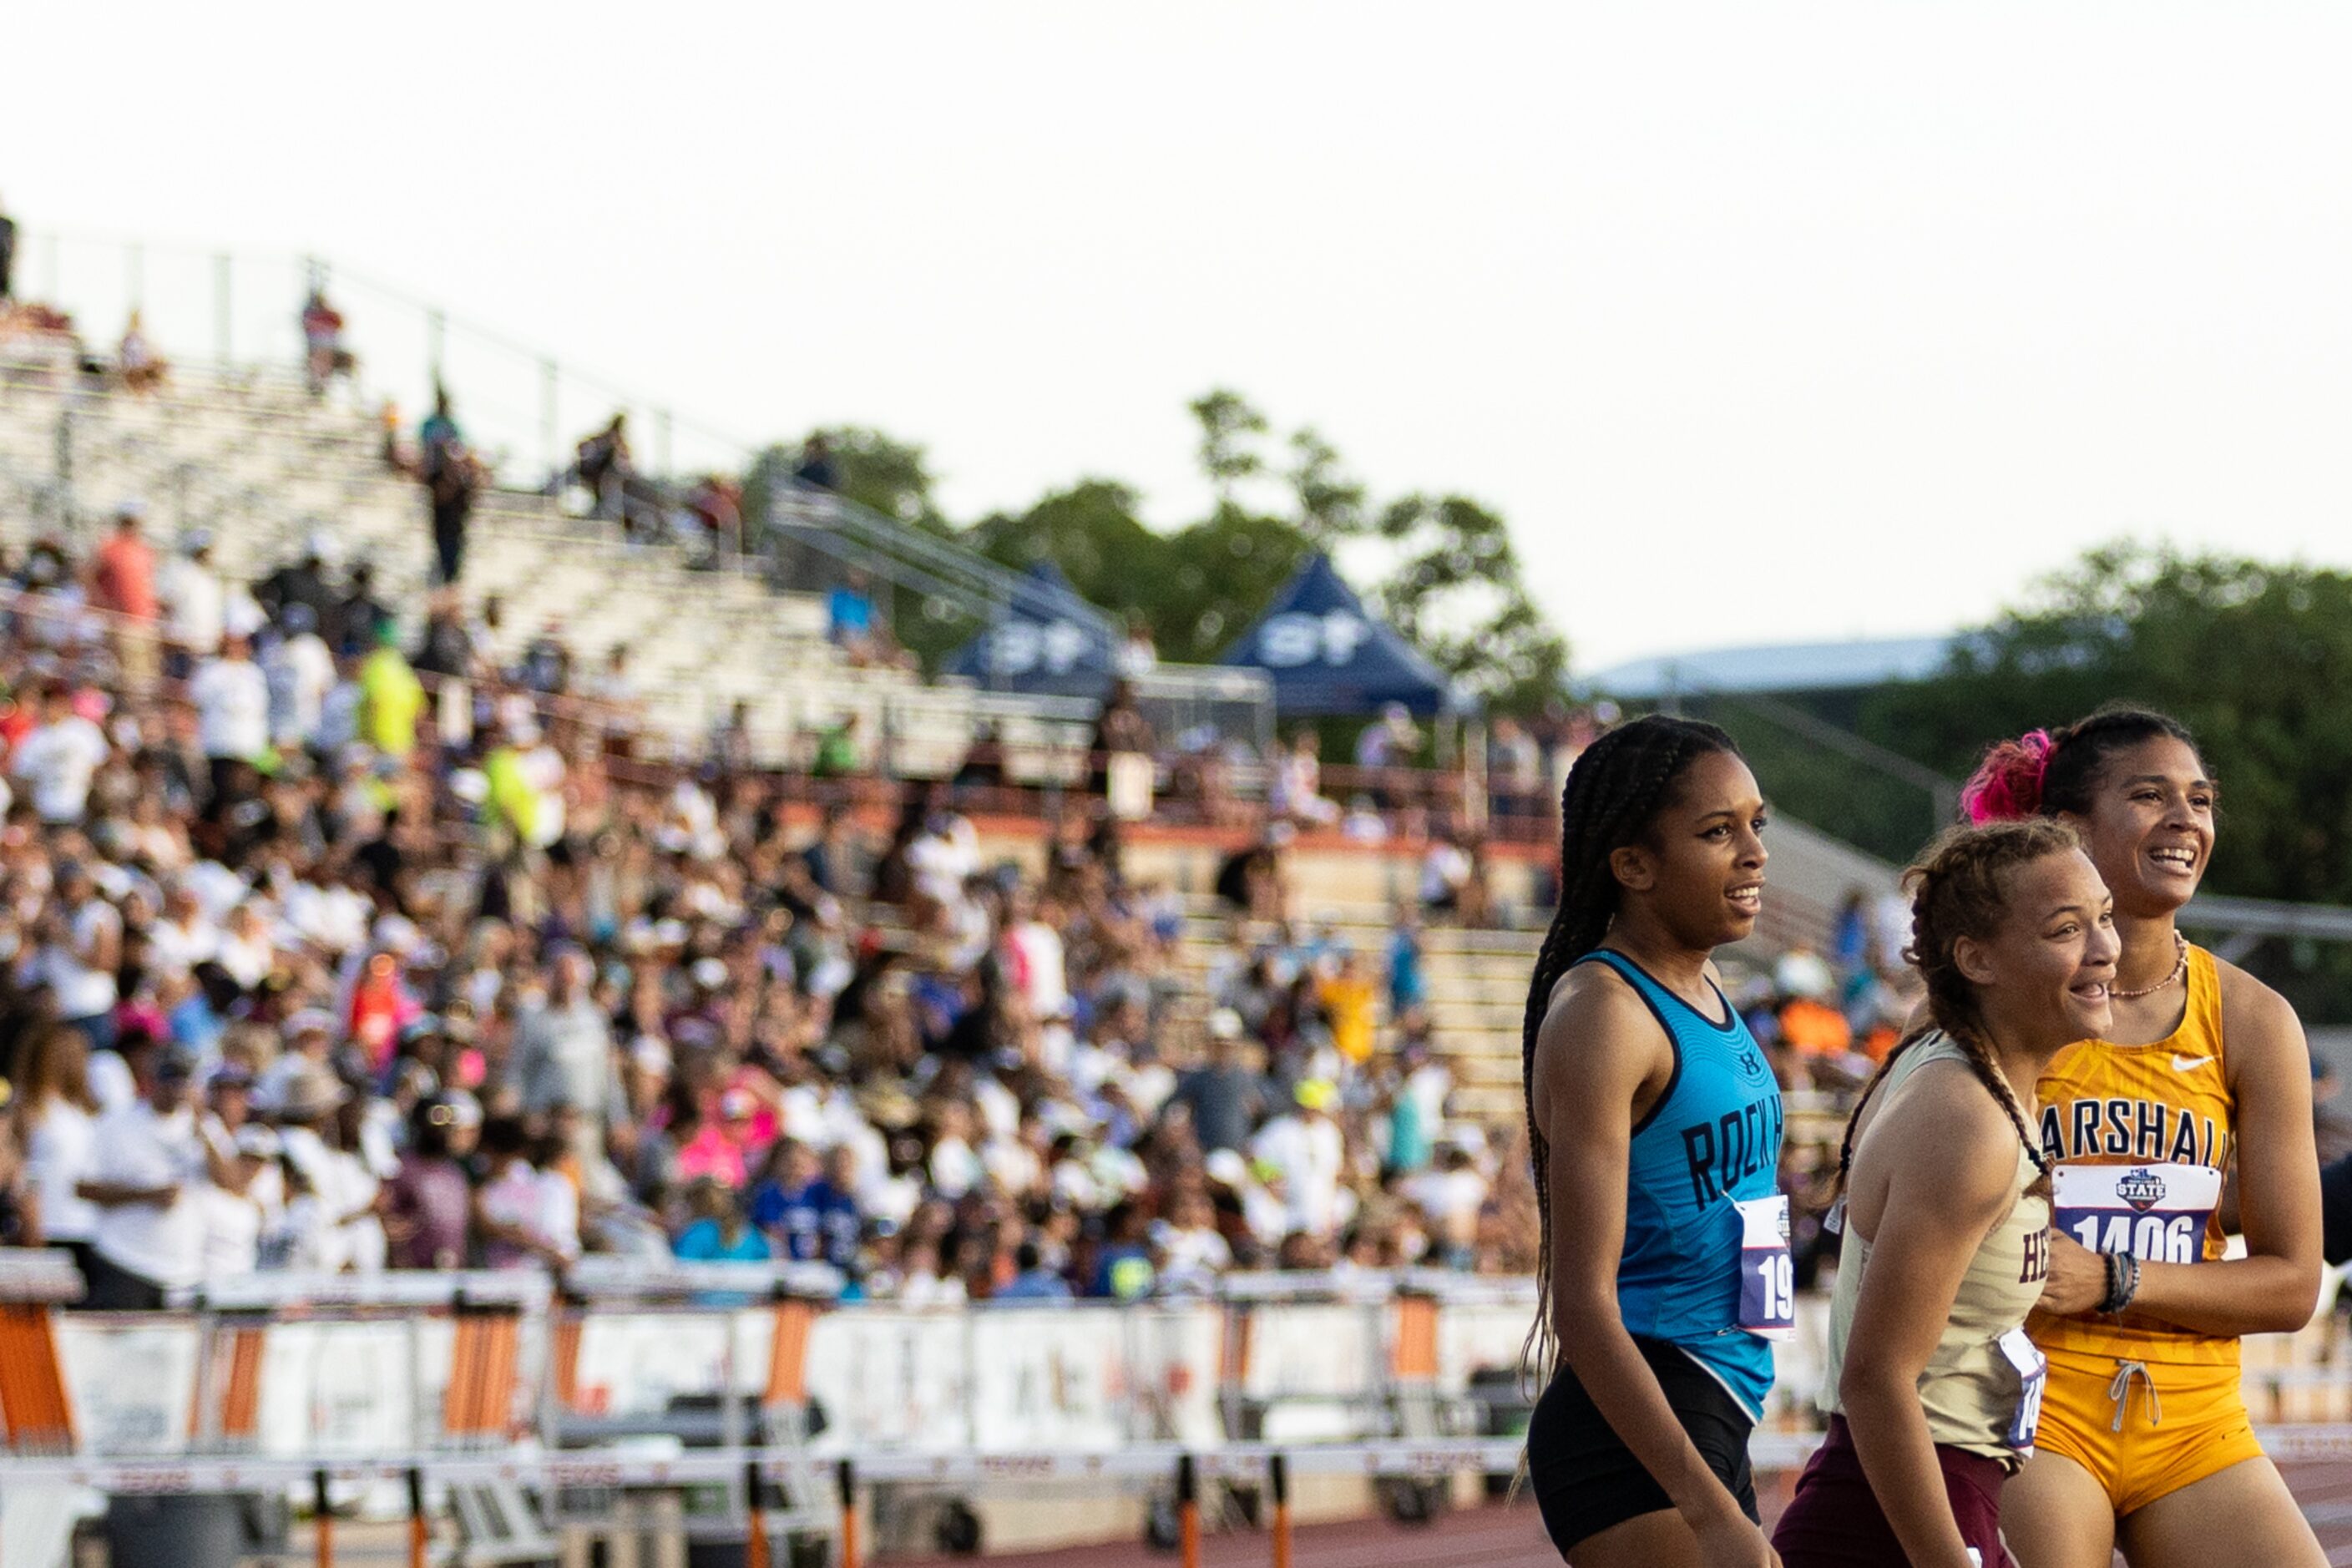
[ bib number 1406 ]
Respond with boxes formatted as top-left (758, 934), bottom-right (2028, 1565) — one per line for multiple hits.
top-left (2051, 1164), bottom-right (2220, 1267)
top-left (1735, 1194), bottom-right (1795, 1343)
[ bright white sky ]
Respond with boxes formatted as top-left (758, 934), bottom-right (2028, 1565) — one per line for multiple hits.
top-left (9, 3), bottom-right (2352, 672)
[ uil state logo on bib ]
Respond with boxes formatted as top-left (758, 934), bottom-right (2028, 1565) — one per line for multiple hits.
top-left (2115, 1168), bottom-right (2167, 1214)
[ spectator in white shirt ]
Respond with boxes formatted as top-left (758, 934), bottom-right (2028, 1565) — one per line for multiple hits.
top-left (15, 1023), bottom-right (103, 1271)
top-left (32, 861), bottom-right (122, 1048)
top-left (586, 645), bottom-right (643, 739)
top-left (214, 901), bottom-right (276, 992)
top-left (905, 807), bottom-right (979, 907)
top-left (1353, 702), bottom-right (1422, 771)
top-left (896, 1239), bottom-right (968, 1308)
top-left (276, 1067), bottom-right (384, 1273)
top-left (254, 1010), bottom-right (339, 1118)
top-left (146, 882), bottom-right (220, 979)
top-left (11, 683), bottom-right (110, 825)
top-left (1249, 1079), bottom-right (1348, 1241)
top-left (1150, 1188), bottom-right (1233, 1295)
top-left (156, 532), bottom-right (258, 677)
top-left (263, 604), bottom-right (337, 750)
top-left (1419, 831), bottom-right (1474, 918)
top-left (1403, 1141), bottom-right (1490, 1267)
top-left (195, 1066), bottom-right (279, 1280)
top-left (79, 1048), bottom-right (240, 1307)
top-left (190, 630), bottom-right (270, 802)
top-left (1270, 730), bottom-right (1342, 827)
top-left (1004, 888), bottom-right (1069, 1022)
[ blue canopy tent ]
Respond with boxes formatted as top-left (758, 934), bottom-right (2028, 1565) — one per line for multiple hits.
top-left (1219, 553), bottom-right (1459, 716)
top-left (943, 561), bottom-right (1120, 696)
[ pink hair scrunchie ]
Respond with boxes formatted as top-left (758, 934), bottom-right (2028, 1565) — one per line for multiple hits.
top-left (1960, 729), bottom-right (2054, 823)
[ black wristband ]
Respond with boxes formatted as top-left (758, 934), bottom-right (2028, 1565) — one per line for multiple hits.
top-left (2107, 1251), bottom-right (2142, 1316)
top-left (2096, 1249), bottom-right (2125, 1313)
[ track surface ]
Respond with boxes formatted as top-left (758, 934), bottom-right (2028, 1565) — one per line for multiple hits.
top-left (884, 1460), bottom-right (2352, 1565)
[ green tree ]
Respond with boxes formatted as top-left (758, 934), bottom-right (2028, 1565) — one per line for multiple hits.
top-left (1190, 389), bottom-right (1271, 516)
top-left (1158, 510), bottom-right (1315, 663)
top-left (966, 481), bottom-right (1306, 665)
top-left (968, 479), bottom-right (1157, 594)
top-left (1373, 493), bottom-right (1568, 712)
top-left (1286, 427), bottom-right (1366, 546)
top-left (813, 425), bottom-right (949, 536)
top-left (741, 425), bottom-right (948, 546)
top-left (738, 443), bottom-right (797, 549)
top-left (736, 393), bottom-right (1573, 711)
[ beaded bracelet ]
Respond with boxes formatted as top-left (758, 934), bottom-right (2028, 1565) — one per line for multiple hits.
top-left (2097, 1250), bottom-right (2142, 1315)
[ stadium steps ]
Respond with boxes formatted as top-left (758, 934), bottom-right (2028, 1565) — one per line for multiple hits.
top-left (0, 357), bottom-right (969, 767)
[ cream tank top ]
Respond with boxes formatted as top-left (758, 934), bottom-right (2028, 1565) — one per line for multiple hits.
top-left (1818, 1032), bottom-right (2053, 1466)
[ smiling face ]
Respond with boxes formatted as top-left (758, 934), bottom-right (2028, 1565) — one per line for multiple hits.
top-left (1955, 847), bottom-right (2120, 1052)
top-left (1609, 748), bottom-right (1769, 949)
top-left (2058, 736), bottom-right (2215, 919)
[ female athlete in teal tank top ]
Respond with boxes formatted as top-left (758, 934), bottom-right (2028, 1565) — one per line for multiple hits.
top-left (1521, 716), bottom-right (1784, 1568)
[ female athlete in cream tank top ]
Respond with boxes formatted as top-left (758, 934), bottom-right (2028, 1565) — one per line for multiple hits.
top-left (1822, 1033), bottom-right (2051, 1462)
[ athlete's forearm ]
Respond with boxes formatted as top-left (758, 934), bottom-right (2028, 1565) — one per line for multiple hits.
top-left (1555, 1306), bottom-right (1749, 1529)
top-left (77, 1181), bottom-right (174, 1208)
top-left (1838, 1375), bottom-right (1977, 1568)
top-left (2124, 1252), bottom-right (2319, 1337)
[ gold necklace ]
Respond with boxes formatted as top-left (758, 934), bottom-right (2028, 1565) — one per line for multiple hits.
top-left (2111, 931), bottom-right (2188, 1001)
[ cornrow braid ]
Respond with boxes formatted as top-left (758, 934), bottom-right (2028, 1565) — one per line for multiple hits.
top-left (1520, 715), bottom-right (1737, 1391)
top-left (1837, 820), bottom-right (2079, 1204)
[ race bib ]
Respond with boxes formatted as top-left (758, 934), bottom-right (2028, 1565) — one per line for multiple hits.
top-left (2051, 1163), bottom-right (2220, 1266)
top-left (1997, 1327), bottom-right (2046, 1454)
top-left (1735, 1193), bottom-right (1794, 1342)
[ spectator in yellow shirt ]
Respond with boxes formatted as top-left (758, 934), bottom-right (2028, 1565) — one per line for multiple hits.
top-left (359, 625), bottom-right (424, 759)
top-left (1319, 948), bottom-right (1378, 1065)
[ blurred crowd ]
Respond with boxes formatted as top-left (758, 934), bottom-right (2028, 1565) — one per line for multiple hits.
top-left (0, 513), bottom-right (1541, 1308)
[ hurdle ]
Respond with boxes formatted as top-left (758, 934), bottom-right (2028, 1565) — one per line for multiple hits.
top-left (0, 1249), bottom-right (82, 1455)
top-left (0, 1251), bottom-right (84, 1568)
top-left (170, 1270), bottom-right (556, 1565)
top-left (553, 1257), bottom-right (843, 1565)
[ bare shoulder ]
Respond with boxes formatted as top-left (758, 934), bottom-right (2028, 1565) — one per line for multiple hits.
top-left (2212, 952), bottom-right (2304, 1052)
top-left (1531, 959), bottom-right (1672, 1103)
top-left (2212, 955), bottom-right (2312, 1105)
top-left (1858, 1055), bottom-right (2021, 1211)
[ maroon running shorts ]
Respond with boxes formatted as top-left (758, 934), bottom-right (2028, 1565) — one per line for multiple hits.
top-left (1770, 1415), bottom-right (2015, 1567)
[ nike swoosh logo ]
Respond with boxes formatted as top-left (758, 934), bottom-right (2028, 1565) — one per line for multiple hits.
top-left (2172, 1055), bottom-right (2213, 1072)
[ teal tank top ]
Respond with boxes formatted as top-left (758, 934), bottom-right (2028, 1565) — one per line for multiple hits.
top-left (1577, 949), bottom-right (1784, 1419)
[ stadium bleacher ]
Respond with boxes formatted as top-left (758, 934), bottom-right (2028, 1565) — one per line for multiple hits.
top-left (0, 353), bottom-right (1090, 778)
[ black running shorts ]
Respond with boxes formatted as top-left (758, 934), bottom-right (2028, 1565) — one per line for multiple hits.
top-left (2320, 1151), bottom-right (2352, 1267)
top-left (1525, 1334), bottom-right (1759, 1555)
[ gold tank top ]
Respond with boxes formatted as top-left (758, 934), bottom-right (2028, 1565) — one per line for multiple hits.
top-left (1819, 1033), bottom-right (2054, 1466)
top-left (2029, 945), bottom-right (2235, 1368)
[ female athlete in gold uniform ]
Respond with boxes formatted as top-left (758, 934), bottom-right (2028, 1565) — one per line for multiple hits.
top-left (1964, 709), bottom-right (2324, 1568)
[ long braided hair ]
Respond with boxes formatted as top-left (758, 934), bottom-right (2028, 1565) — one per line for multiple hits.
top-left (1837, 821), bottom-right (2076, 1204)
top-left (1519, 715), bottom-right (1737, 1387)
